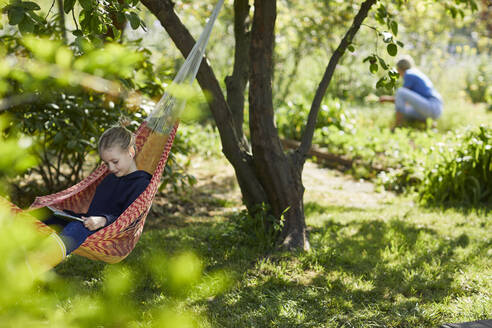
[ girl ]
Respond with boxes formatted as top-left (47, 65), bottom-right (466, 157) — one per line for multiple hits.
top-left (28, 124), bottom-right (151, 273)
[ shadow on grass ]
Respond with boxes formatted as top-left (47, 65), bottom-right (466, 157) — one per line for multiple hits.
top-left (205, 217), bottom-right (481, 327)
top-left (304, 201), bottom-right (370, 216)
top-left (421, 202), bottom-right (492, 218)
top-left (53, 200), bottom-right (486, 327)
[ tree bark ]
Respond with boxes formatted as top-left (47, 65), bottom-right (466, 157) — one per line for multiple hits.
top-left (224, 0), bottom-right (250, 141)
top-left (249, 0), bottom-right (309, 250)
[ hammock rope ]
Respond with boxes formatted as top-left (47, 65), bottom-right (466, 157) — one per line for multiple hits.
top-left (148, 0), bottom-right (224, 134)
top-left (23, 0), bottom-right (224, 264)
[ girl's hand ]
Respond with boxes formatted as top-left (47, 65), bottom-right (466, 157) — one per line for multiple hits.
top-left (82, 216), bottom-right (107, 231)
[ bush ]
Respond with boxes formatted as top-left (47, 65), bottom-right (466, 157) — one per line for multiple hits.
top-left (465, 57), bottom-right (492, 107)
top-left (276, 97), bottom-right (356, 141)
top-left (419, 125), bottom-right (492, 207)
top-left (10, 93), bottom-right (144, 192)
top-left (1, 35), bottom-right (200, 199)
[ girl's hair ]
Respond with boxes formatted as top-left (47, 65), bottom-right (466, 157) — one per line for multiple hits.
top-left (98, 119), bottom-right (136, 153)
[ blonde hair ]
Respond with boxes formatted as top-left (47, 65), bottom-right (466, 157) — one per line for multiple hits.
top-left (396, 55), bottom-right (414, 71)
top-left (98, 119), bottom-right (135, 153)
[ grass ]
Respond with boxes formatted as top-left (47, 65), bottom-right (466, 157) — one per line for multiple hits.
top-left (47, 152), bottom-right (492, 327)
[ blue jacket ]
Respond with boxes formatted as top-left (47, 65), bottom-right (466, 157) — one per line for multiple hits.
top-left (85, 170), bottom-right (152, 226)
top-left (403, 68), bottom-right (442, 101)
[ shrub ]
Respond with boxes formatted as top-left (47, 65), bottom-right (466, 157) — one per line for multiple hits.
top-left (276, 97), bottom-right (356, 141)
top-left (1, 36), bottom-right (199, 199)
top-left (465, 57), bottom-right (492, 106)
top-left (419, 125), bottom-right (492, 207)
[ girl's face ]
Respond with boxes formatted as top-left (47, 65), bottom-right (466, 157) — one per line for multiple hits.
top-left (100, 146), bottom-right (136, 177)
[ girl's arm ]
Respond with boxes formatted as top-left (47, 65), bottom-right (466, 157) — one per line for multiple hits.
top-left (379, 95), bottom-right (395, 103)
top-left (94, 177), bottom-right (150, 227)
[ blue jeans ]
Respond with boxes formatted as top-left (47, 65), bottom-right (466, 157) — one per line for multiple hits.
top-left (42, 216), bottom-right (96, 255)
top-left (395, 87), bottom-right (442, 120)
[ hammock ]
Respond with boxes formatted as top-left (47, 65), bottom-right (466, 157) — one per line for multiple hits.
top-left (22, 0), bottom-right (224, 264)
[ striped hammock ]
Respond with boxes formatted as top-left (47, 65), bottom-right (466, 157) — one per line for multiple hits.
top-left (22, 0), bottom-right (224, 264)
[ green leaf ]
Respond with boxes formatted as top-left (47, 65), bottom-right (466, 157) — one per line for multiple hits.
top-left (370, 63), bottom-right (378, 74)
top-left (18, 16), bottom-right (34, 34)
top-left (116, 12), bottom-right (126, 25)
top-left (64, 0), bottom-right (76, 13)
top-left (376, 76), bottom-right (387, 89)
top-left (29, 12), bottom-right (45, 23)
top-left (8, 7), bottom-right (24, 25)
top-left (378, 56), bottom-right (388, 70)
top-left (90, 15), bottom-right (102, 34)
top-left (449, 7), bottom-right (457, 18)
top-left (79, 0), bottom-right (92, 10)
top-left (21, 1), bottom-right (40, 10)
top-left (1, 5), bottom-right (13, 14)
top-left (390, 21), bottom-right (398, 36)
top-left (347, 44), bottom-right (355, 53)
top-left (53, 132), bottom-right (64, 145)
top-left (111, 26), bottom-right (121, 39)
top-left (127, 11), bottom-right (140, 30)
top-left (387, 43), bottom-right (397, 56)
top-left (363, 55), bottom-right (374, 63)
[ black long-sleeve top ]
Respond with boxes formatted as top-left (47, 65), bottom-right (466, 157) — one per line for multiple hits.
top-left (85, 170), bottom-right (152, 226)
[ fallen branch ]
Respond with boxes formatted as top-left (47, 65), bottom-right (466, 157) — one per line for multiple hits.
top-left (281, 138), bottom-right (385, 173)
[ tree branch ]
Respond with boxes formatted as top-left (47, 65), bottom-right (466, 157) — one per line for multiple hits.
top-left (57, 0), bottom-right (67, 42)
top-left (224, 0), bottom-right (251, 141)
top-left (298, 0), bottom-right (377, 158)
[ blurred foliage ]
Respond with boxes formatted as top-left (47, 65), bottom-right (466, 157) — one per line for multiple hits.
top-left (1, 0), bottom-right (145, 41)
top-left (0, 0), bottom-right (200, 196)
top-left (465, 55), bottom-right (492, 109)
top-left (276, 98), bottom-right (356, 141)
top-left (0, 213), bottom-right (230, 327)
top-left (0, 35), bottom-right (161, 194)
top-left (272, 0), bottom-right (480, 107)
top-left (0, 116), bottom-right (37, 195)
top-left (419, 125), bottom-right (492, 207)
top-left (277, 97), bottom-right (492, 199)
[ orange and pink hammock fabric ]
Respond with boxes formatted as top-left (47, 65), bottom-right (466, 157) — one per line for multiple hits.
top-left (24, 123), bottom-right (177, 263)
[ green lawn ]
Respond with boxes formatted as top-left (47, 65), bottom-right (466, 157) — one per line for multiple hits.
top-left (50, 155), bottom-right (492, 328)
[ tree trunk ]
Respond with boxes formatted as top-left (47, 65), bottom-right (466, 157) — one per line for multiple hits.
top-left (224, 0), bottom-right (250, 141)
top-left (248, 0), bottom-right (309, 250)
